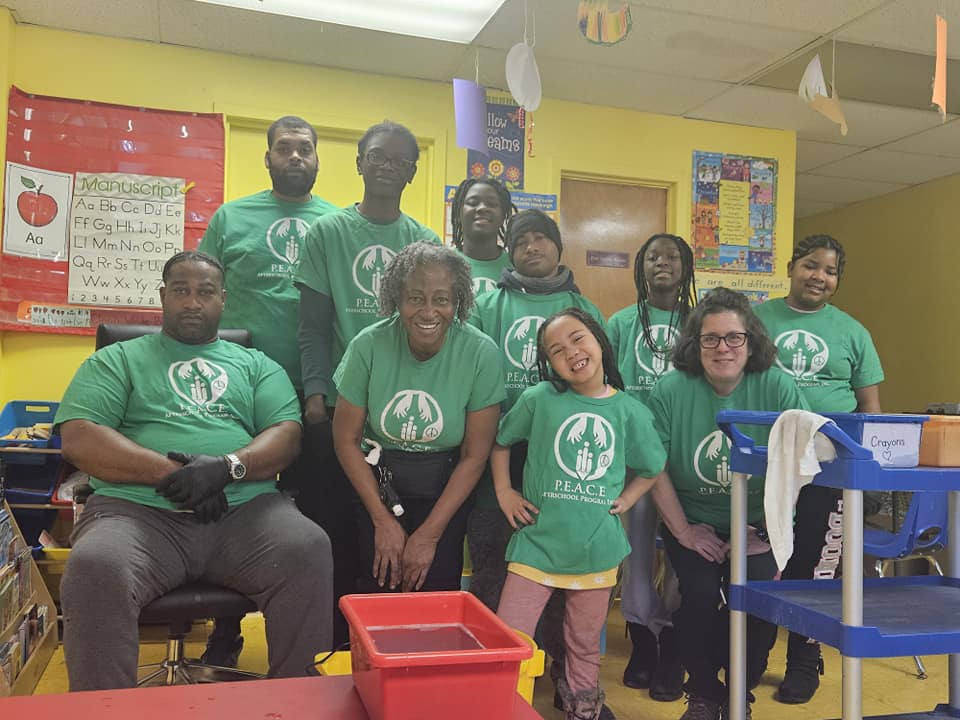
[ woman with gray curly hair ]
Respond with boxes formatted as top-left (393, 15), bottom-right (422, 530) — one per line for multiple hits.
top-left (332, 241), bottom-right (506, 594)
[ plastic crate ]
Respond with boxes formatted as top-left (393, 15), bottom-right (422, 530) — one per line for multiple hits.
top-left (0, 401), bottom-right (60, 459)
top-left (919, 415), bottom-right (960, 467)
top-left (340, 591), bottom-right (533, 720)
top-left (823, 413), bottom-right (925, 468)
top-left (315, 628), bottom-right (544, 705)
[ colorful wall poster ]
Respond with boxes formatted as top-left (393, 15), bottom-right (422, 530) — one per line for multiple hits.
top-left (692, 151), bottom-right (777, 276)
top-left (466, 98), bottom-right (525, 191)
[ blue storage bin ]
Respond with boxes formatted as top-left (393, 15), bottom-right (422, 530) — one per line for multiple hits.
top-left (2, 456), bottom-right (61, 500)
top-left (0, 401), bottom-right (59, 453)
top-left (823, 413), bottom-right (926, 468)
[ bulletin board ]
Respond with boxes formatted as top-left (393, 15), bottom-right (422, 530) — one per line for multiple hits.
top-left (691, 150), bottom-right (776, 275)
top-left (0, 86), bottom-right (225, 335)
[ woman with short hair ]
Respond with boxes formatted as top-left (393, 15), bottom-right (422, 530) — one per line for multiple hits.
top-left (332, 242), bottom-right (505, 593)
top-left (647, 287), bottom-right (808, 720)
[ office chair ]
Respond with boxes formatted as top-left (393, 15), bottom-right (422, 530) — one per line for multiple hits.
top-left (92, 323), bottom-right (265, 686)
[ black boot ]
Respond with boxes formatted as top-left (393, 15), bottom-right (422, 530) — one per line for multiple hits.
top-left (649, 626), bottom-right (683, 701)
top-left (777, 632), bottom-right (824, 704)
top-left (202, 616), bottom-right (244, 668)
top-left (622, 622), bottom-right (658, 689)
top-left (556, 676), bottom-right (613, 720)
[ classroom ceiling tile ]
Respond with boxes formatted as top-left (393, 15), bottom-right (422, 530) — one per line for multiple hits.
top-left (475, 1), bottom-right (818, 83)
top-left (794, 198), bottom-right (842, 218)
top-left (839, 0), bottom-right (960, 59)
top-left (3, 0), bottom-right (160, 41)
top-left (158, 0), bottom-right (466, 82)
top-left (883, 119), bottom-right (960, 157)
top-left (797, 140), bottom-right (867, 172)
top-left (688, 86), bottom-right (947, 146)
top-left (809, 149), bottom-right (960, 185)
top-left (795, 172), bottom-right (907, 204)
top-left (628, 0), bottom-right (889, 34)
top-left (517, 59), bottom-right (733, 116)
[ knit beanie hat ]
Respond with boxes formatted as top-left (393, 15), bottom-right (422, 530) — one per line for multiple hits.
top-left (506, 209), bottom-right (562, 260)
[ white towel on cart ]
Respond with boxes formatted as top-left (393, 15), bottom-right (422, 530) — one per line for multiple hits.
top-left (765, 409), bottom-right (837, 570)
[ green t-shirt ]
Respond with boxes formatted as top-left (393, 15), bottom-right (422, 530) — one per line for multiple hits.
top-left (334, 316), bottom-right (505, 452)
top-left (294, 204), bottom-right (440, 403)
top-left (607, 303), bottom-right (683, 403)
top-left (647, 369), bottom-right (808, 533)
top-left (198, 190), bottom-right (337, 389)
top-left (463, 251), bottom-right (512, 297)
top-left (496, 382), bottom-right (666, 575)
top-left (54, 333), bottom-right (302, 510)
top-left (754, 298), bottom-right (884, 413)
top-left (468, 288), bottom-right (605, 411)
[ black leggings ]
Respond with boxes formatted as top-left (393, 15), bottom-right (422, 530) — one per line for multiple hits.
top-left (781, 484), bottom-right (843, 582)
top-left (662, 526), bottom-right (778, 702)
top-left (354, 493), bottom-right (474, 594)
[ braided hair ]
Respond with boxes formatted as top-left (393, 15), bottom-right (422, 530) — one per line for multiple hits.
top-left (535, 308), bottom-right (625, 393)
top-left (633, 233), bottom-right (696, 361)
top-left (450, 177), bottom-right (516, 251)
top-left (791, 234), bottom-right (846, 282)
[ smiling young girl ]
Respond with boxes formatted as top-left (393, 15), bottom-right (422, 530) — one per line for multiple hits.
top-left (493, 308), bottom-right (667, 720)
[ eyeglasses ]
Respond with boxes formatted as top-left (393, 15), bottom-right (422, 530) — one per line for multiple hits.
top-left (364, 149), bottom-right (415, 173)
top-left (699, 332), bottom-right (749, 349)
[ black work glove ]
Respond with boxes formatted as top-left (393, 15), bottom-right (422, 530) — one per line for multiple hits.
top-left (157, 451), bottom-right (232, 509)
top-left (192, 491), bottom-right (229, 523)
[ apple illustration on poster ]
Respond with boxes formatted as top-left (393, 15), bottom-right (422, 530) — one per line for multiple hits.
top-left (17, 176), bottom-right (58, 227)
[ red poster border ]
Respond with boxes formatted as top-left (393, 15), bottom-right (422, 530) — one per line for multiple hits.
top-left (1, 86), bottom-right (224, 335)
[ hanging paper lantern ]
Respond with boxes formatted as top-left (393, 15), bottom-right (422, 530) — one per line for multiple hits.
top-left (505, 42), bottom-right (542, 111)
top-left (578, 0), bottom-right (632, 46)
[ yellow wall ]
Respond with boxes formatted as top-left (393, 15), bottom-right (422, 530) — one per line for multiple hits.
top-left (796, 177), bottom-right (960, 413)
top-left (0, 12), bottom-right (797, 404)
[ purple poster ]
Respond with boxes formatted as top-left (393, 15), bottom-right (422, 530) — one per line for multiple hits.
top-left (466, 100), bottom-right (525, 191)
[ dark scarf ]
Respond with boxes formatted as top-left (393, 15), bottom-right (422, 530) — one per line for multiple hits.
top-left (498, 265), bottom-right (580, 294)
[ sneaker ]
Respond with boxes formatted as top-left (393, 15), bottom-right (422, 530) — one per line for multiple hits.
top-left (201, 633), bottom-right (244, 668)
top-left (623, 622), bottom-right (658, 689)
top-left (552, 690), bottom-right (615, 719)
top-left (776, 635), bottom-right (824, 704)
top-left (720, 700), bottom-right (752, 720)
top-left (679, 695), bottom-right (722, 720)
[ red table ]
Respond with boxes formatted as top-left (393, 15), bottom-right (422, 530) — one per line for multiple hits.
top-left (0, 675), bottom-right (544, 719)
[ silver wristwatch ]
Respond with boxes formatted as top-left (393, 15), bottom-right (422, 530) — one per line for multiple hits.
top-left (225, 453), bottom-right (247, 481)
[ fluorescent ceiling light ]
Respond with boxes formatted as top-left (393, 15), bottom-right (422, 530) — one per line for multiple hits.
top-left (192, 0), bottom-right (508, 44)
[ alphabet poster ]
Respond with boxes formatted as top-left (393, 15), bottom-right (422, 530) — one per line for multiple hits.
top-left (691, 151), bottom-right (776, 274)
top-left (67, 173), bottom-right (186, 307)
top-left (0, 86), bottom-right (224, 335)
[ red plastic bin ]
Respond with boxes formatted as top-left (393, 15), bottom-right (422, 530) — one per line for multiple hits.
top-left (339, 591), bottom-right (533, 720)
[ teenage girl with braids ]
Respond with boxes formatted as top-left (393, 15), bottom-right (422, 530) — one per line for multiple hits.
top-left (450, 177), bottom-right (516, 295)
top-left (495, 308), bottom-right (667, 720)
top-left (755, 234), bottom-right (883, 704)
top-left (607, 233), bottom-right (696, 702)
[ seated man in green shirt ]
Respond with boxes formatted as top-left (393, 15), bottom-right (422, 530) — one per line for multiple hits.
top-left (55, 251), bottom-right (333, 691)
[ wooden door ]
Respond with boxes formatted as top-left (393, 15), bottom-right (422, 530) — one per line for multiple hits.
top-left (559, 178), bottom-right (667, 319)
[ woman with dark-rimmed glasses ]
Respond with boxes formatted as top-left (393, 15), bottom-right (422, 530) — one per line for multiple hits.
top-left (645, 287), bottom-right (808, 720)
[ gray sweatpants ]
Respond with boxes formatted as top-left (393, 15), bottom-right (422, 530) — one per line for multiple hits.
top-left (61, 493), bottom-right (333, 691)
top-left (620, 494), bottom-right (679, 634)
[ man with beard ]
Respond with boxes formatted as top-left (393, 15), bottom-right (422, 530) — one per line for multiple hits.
top-left (55, 251), bottom-right (332, 690)
top-left (198, 116), bottom-right (336, 665)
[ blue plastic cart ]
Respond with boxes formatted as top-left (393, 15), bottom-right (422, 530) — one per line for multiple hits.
top-left (716, 410), bottom-right (960, 720)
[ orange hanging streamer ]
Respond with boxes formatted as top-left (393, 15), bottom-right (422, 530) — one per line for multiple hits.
top-left (526, 112), bottom-right (535, 158)
top-left (933, 15), bottom-right (948, 120)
